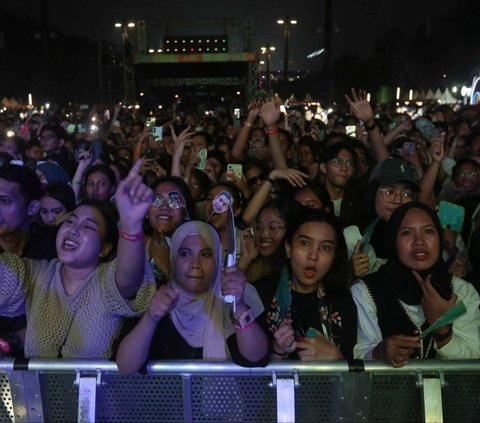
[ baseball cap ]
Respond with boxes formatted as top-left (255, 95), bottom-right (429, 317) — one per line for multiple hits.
top-left (369, 157), bottom-right (420, 190)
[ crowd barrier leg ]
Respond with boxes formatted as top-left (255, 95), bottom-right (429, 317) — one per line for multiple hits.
top-left (9, 370), bottom-right (43, 423)
top-left (270, 372), bottom-right (298, 423)
top-left (76, 372), bottom-right (101, 423)
top-left (417, 372), bottom-right (444, 423)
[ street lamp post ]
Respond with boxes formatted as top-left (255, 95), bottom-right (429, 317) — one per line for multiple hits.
top-left (277, 15), bottom-right (297, 98)
top-left (114, 20), bottom-right (136, 104)
top-left (260, 44), bottom-right (276, 87)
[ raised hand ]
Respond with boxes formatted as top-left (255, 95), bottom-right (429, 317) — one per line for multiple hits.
top-left (412, 271), bottom-right (457, 325)
top-left (351, 239), bottom-right (369, 277)
top-left (430, 137), bottom-right (445, 164)
top-left (260, 100), bottom-right (281, 126)
top-left (238, 229), bottom-right (259, 270)
top-left (270, 168), bottom-right (308, 187)
top-left (147, 285), bottom-right (179, 322)
top-left (345, 88), bottom-right (374, 123)
top-left (116, 159), bottom-right (154, 232)
top-left (247, 101), bottom-right (262, 120)
top-left (221, 266), bottom-right (247, 308)
top-left (170, 125), bottom-right (195, 154)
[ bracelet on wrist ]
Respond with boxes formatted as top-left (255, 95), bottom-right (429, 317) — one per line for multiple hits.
top-left (266, 127), bottom-right (279, 135)
top-left (0, 338), bottom-right (11, 354)
top-left (231, 308), bottom-right (255, 331)
top-left (118, 227), bottom-right (144, 242)
top-left (364, 121), bottom-right (376, 131)
top-left (432, 324), bottom-right (453, 342)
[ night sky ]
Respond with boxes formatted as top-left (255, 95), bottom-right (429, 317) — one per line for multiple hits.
top-left (2, 0), bottom-right (471, 72)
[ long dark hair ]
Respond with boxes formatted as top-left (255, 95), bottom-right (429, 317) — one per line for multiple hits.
top-left (76, 199), bottom-right (119, 261)
top-left (285, 206), bottom-right (351, 297)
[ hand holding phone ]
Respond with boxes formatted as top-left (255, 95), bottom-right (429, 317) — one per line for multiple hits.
top-left (227, 164), bottom-right (243, 180)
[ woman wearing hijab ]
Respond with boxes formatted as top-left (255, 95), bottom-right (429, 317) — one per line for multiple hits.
top-left (352, 202), bottom-right (480, 367)
top-left (35, 161), bottom-right (71, 187)
top-left (116, 220), bottom-right (270, 373)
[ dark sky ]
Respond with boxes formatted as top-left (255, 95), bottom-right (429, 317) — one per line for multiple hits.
top-left (2, 0), bottom-right (471, 71)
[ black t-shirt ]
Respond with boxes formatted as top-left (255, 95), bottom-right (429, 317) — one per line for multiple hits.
top-left (113, 312), bottom-right (271, 370)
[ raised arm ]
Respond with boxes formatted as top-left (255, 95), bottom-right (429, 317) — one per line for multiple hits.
top-left (222, 266), bottom-right (269, 362)
top-left (242, 168), bottom-right (308, 225)
top-left (71, 152), bottom-right (94, 204)
top-left (418, 137), bottom-right (444, 204)
top-left (170, 126), bottom-right (195, 178)
top-left (115, 160), bottom-right (154, 298)
top-left (345, 89), bottom-right (389, 163)
top-left (231, 101), bottom-right (261, 161)
top-left (261, 100), bottom-right (287, 169)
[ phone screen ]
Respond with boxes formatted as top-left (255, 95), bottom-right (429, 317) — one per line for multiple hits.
top-left (346, 125), bottom-right (356, 136)
top-left (227, 164), bottom-right (243, 180)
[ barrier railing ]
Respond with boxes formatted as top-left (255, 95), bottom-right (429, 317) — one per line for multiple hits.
top-left (1, 359), bottom-right (479, 422)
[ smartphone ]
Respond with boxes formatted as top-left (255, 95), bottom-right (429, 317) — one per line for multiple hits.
top-left (90, 124), bottom-right (99, 133)
top-left (233, 108), bottom-right (240, 119)
top-left (227, 164), bottom-right (243, 180)
top-left (196, 148), bottom-right (207, 170)
top-left (88, 140), bottom-right (103, 163)
top-left (346, 125), bottom-right (356, 136)
top-left (438, 201), bottom-right (465, 233)
top-left (104, 109), bottom-right (111, 121)
top-left (280, 105), bottom-right (287, 114)
top-left (77, 123), bottom-right (86, 134)
top-left (146, 117), bottom-right (156, 127)
top-left (151, 126), bottom-right (163, 140)
top-left (67, 124), bottom-right (76, 134)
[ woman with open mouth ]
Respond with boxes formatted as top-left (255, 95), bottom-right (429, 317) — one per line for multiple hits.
top-left (264, 206), bottom-right (357, 361)
top-left (0, 160), bottom-right (156, 358)
top-left (352, 202), bottom-right (480, 367)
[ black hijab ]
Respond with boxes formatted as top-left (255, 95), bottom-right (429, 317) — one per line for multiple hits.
top-left (368, 202), bottom-right (452, 305)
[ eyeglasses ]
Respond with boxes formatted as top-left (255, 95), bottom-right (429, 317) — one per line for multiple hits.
top-left (247, 174), bottom-right (266, 186)
top-left (377, 187), bottom-right (416, 203)
top-left (458, 171), bottom-right (477, 178)
top-left (329, 157), bottom-right (355, 169)
top-left (250, 223), bottom-right (286, 237)
top-left (151, 191), bottom-right (187, 209)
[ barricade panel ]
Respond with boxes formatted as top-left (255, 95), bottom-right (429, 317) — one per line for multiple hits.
top-left (96, 375), bottom-right (184, 423)
top-left (0, 372), bottom-right (14, 423)
top-left (369, 374), bottom-right (423, 422)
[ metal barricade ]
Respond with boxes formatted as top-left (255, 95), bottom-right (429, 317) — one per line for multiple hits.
top-left (1, 359), bottom-right (479, 423)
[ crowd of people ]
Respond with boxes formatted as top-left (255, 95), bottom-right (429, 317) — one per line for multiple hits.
top-left (0, 88), bottom-right (479, 369)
